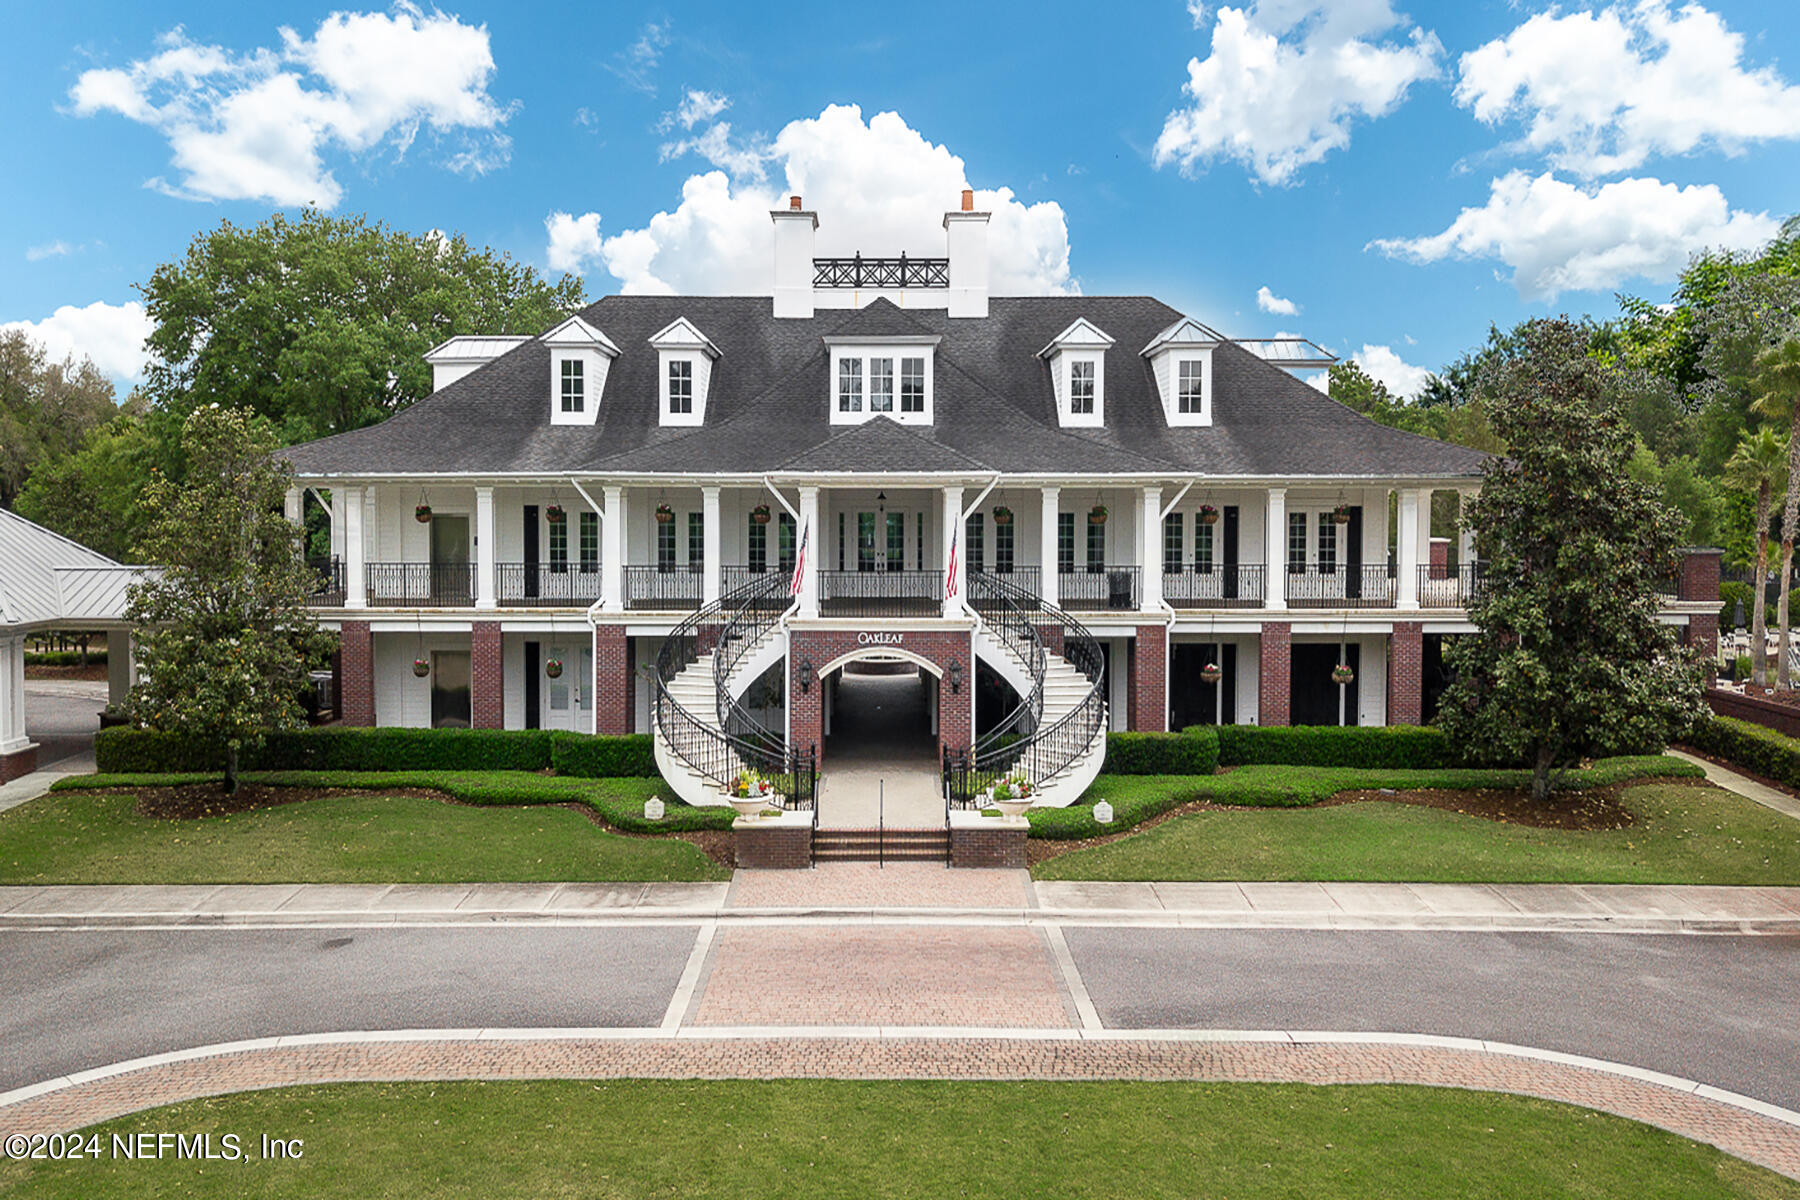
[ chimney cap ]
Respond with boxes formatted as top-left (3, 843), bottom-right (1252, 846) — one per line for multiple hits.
top-left (789, 195), bottom-right (803, 210)
top-left (961, 188), bottom-right (974, 212)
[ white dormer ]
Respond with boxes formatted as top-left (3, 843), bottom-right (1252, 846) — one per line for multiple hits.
top-left (542, 316), bottom-right (620, 427)
top-left (649, 318), bottom-right (721, 427)
top-left (1142, 317), bottom-right (1223, 427)
top-left (1038, 318), bottom-right (1115, 428)
top-left (424, 335), bottom-right (532, 392)
top-left (823, 336), bottom-right (939, 426)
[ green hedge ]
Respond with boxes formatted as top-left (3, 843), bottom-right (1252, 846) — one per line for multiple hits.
top-left (24, 650), bottom-right (108, 667)
top-left (1205, 725), bottom-right (1464, 769)
top-left (1685, 716), bottom-right (1800, 790)
top-left (1104, 730), bottom-right (1219, 775)
top-left (96, 726), bottom-right (682, 775)
top-left (551, 733), bottom-right (659, 778)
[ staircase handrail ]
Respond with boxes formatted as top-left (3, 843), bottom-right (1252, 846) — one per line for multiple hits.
top-left (714, 571), bottom-right (790, 752)
top-left (968, 570), bottom-right (1048, 755)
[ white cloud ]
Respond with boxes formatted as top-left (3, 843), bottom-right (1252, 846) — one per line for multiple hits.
top-left (68, 4), bottom-right (512, 208)
top-left (1154, 1), bottom-right (1443, 185)
top-left (1352, 343), bottom-right (1431, 398)
top-left (25, 241), bottom-right (76, 261)
top-left (1369, 170), bottom-right (1779, 300)
top-left (1256, 285), bottom-right (1298, 315)
top-left (659, 122), bottom-right (770, 181)
top-left (1, 300), bottom-right (154, 382)
top-left (607, 20), bottom-right (670, 95)
top-left (664, 89), bottom-right (729, 131)
top-left (1456, 1), bottom-right (1800, 177)
top-left (550, 104), bottom-right (1076, 297)
top-left (544, 211), bottom-right (604, 275)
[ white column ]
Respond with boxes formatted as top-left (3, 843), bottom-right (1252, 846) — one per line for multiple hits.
top-left (602, 485), bottom-right (625, 613)
top-left (1397, 488), bottom-right (1422, 610)
top-left (701, 486), bottom-right (722, 605)
top-left (798, 486), bottom-right (821, 619)
top-left (943, 485), bottom-right (965, 618)
top-left (344, 485), bottom-right (367, 608)
top-left (1140, 486), bottom-right (1163, 611)
top-left (1458, 489), bottom-right (1477, 569)
top-left (1264, 487), bottom-right (1287, 611)
top-left (474, 486), bottom-right (496, 609)
top-left (0, 636), bottom-right (29, 755)
top-left (283, 486), bottom-right (303, 526)
top-left (1040, 486), bottom-right (1060, 608)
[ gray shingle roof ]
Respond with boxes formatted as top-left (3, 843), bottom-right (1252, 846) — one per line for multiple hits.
top-left (281, 294), bottom-right (1488, 480)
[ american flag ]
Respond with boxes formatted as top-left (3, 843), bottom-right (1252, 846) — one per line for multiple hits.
top-left (945, 529), bottom-right (959, 599)
top-left (789, 520), bottom-right (809, 597)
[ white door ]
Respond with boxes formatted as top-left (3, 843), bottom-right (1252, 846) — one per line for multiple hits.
top-left (543, 643), bottom-right (576, 731)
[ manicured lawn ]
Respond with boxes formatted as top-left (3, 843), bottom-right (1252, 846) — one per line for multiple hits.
top-left (0, 777), bottom-right (728, 884)
top-left (0, 1079), bottom-right (1790, 1199)
top-left (1035, 780), bottom-right (1800, 884)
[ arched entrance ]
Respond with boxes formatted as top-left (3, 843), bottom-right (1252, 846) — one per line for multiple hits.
top-left (813, 647), bottom-right (946, 829)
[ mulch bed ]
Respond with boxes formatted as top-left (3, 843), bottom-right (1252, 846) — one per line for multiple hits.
top-left (23, 665), bottom-right (108, 682)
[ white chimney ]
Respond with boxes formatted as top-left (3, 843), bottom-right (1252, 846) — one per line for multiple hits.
top-left (943, 188), bottom-right (990, 319)
top-left (771, 195), bottom-right (817, 319)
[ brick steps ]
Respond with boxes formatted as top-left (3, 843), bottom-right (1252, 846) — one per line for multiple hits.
top-left (813, 826), bottom-right (949, 863)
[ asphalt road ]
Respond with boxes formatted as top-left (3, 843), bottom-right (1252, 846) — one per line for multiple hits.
top-left (22, 681), bottom-right (105, 769)
top-left (1065, 927), bottom-right (1800, 1110)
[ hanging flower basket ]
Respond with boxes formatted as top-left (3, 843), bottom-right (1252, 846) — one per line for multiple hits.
top-left (750, 503), bottom-right (772, 525)
top-left (546, 505), bottom-right (566, 524)
top-left (1199, 662), bottom-right (1223, 685)
top-left (1088, 505), bottom-right (1109, 525)
top-left (654, 503), bottom-right (676, 524)
top-left (1198, 504), bottom-right (1220, 526)
top-left (1331, 664), bottom-right (1355, 685)
top-left (545, 658), bottom-right (564, 679)
top-left (414, 504), bottom-right (433, 524)
top-left (992, 505), bottom-right (1014, 526)
top-left (412, 658), bottom-right (430, 678)
top-left (1332, 503), bottom-right (1353, 525)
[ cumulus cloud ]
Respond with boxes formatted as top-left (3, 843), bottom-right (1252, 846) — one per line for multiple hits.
top-left (67, 4), bottom-right (512, 207)
top-left (1352, 343), bottom-right (1432, 399)
top-left (1154, 1), bottom-right (1443, 185)
top-left (1456, 1), bottom-right (1800, 177)
top-left (1369, 170), bottom-right (1779, 300)
top-left (1256, 285), bottom-right (1298, 315)
top-left (544, 210), bottom-right (604, 274)
top-left (548, 104), bottom-right (1076, 297)
top-left (659, 121), bottom-right (769, 180)
top-left (663, 89), bottom-right (729, 131)
top-left (1, 300), bottom-right (154, 382)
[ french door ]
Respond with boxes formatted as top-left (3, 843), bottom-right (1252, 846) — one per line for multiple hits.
top-left (855, 511), bottom-right (908, 571)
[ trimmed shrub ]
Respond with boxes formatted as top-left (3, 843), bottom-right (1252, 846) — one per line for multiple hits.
top-left (96, 727), bottom-right (557, 774)
top-left (1686, 716), bottom-right (1800, 790)
top-left (24, 650), bottom-right (108, 667)
top-left (552, 733), bottom-right (659, 778)
top-left (1104, 730), bottom-right (1219, 775)
top-left (1208, 725), bottom-right (1463, 769)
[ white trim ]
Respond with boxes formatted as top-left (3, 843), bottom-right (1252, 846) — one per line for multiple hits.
top-left (815, 645), bottom-right (946, 679)
top-left (828, 345), bottom-right (935, 426)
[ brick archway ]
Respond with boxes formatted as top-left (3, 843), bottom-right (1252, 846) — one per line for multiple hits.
top-left (788, 629), bottom-right (973, 762)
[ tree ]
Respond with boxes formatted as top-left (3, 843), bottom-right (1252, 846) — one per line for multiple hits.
top-left (1723, 428), bottom-right (1788, 687)
top-left (1437, 319), bottom-right (1706, 804)
top-left (124, 407), bottom-right (335, 792)
top-left (13, 413), bottom-right (165, 561)
top-left (0, 329), bottom-right (117, 508)
top-left (140, 210), bottom-right (587, 443)
top-left (1752, 335), bottom-right (1800, 688)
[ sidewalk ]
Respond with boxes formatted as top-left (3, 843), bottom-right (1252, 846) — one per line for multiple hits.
top-left (1667, 749), bottom-right (1800, 822)
top-left (3, 872), bottom-right (1796, 932)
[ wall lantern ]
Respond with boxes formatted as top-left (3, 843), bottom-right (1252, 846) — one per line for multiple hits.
top-left (798, 656), bottom-right (815, 694)
top-left (947, 658), bottom-right (964, 694)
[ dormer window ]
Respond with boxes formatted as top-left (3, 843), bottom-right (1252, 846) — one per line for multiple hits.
top-left (1070, 361), bottom-right (1096, 415)
top-left (668, 360), bottom-right (693, 415)
top-left (1178, 360), bottom-right (1204, 414)
top-left (869, 358), bottom-right (893, 412)
top-left (901, 358), bottom-right (925, 412)
top-left (838, 359), bottom-right (864, 412)
top-left (827, 339), bottom-right (936, 424)
top-left (542, 315), bottom-right (619, 428)
top-left (560, 360), bottom-right (585, 413)
top-left (1039, 319), bottom-right (1113, 429)
top-left (1142, 316), bottom-right (1221, 427)
top-left (649, 318), bottom-right (719, 427)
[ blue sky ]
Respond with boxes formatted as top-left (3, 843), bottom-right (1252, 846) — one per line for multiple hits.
top-left (6, 0), bottom-right (1800, 398)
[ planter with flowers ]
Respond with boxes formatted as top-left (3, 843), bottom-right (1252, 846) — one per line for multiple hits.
top-left (750, 503), bottom-right (772, 525)
top-left (992, 505), bottom-right (1013, 526)
top-left (546, 504), bottom-right (566, 524)
top-left (1332, 503), bottom-right (1353, 525)
top-left (412, 658), bottom-right (430, 678)
top-left (725, 769), bottom-right (776, 818)
top-left (545, 658), bottom-right (564, 679)
top-left (655, 503), bottom-right (676, 524)
top-left (1331, 663), bottom-right (1355, 685)
top-left (414, 504), bottom-right (433, 524)
top-left (1088, 505), bottom-right (1108, 525)
top-left (1198, 504), bottom-right (1219, 526)
top-left (1199, 662), bottom-right (1223, 685)
top-left (984, 773), bottom-right (1035, 818)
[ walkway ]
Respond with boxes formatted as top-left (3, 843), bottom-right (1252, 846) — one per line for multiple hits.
top-left (816, 671), bottom-right (943, 828)
top-left (0, 680), bottom-right (103, 814)
top-left (1668, 748), bottom-right (1800, 821)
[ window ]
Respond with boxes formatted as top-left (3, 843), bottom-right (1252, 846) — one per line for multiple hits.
top-left (837, 512), bottom-right (846, 571)
top-left (1086, 519), bottom-right (1105, 573)
top-left (687, 512), bottom-right (704, 572)
top-left (779, 513), bottom-right (797, 575)
top-left (1288, 512), bottom-right (1307, 574)
top-left (667, 360), bottom-right (693, 414)
top-left (1057, 512), bottom-right (1075, 575)
top-left (869, 358), bottom-right (894, 412)
top-left (747, 515), bottom-right (767, 573)
top-left (995, 518), bottom-right (1014, 575)
top-left (549, 517), bottom-right (568, 573)
top-left (838, 358), bottom-right (864, 412)
top-left (965, 513), bottom-right (985, 574)
top-left (1070, 360), bottom-right (1095, 415)
top-left (886, 513), bottom-right (905, 572)
top-left (559, 360), bottom-right (584, 413)
top-left (657, 519), bottom-right (676, 572)
top-left (916, 511), bottom-right (926, 571)
top-left (901, 358), bottom-right (925, 412)
top-left (1317, 515), bottom-right (1337, 575)
top-left (1195, 522), bottom-right (1214, 573)
top-left (857, 512), bottom-right (877, 571)
top-left (1178, 360), bottom-right (1205, 414)
top-left (579, 512), bottom-right (598, 573)
top-left (1163, 513), bottom-right (1184, 574)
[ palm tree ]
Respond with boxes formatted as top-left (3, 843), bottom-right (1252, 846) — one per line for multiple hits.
top-left (1751, 336), bottom-right (1800, 688)
top-left (1724, 428), bottom-right (1788, 687)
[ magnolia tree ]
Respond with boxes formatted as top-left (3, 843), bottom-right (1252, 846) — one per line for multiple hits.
top-left (1438, 319), bottom-right (1707, 804)
top-left (125, 407), bottom-right (335, 792)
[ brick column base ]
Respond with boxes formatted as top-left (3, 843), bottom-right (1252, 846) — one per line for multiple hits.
top-left (472, 622), bottom-right (503, 729)
top-left (1687, 612), bottom-right (1720, 682)
top-left (339, 621), bottom-right (375, 727)
top-left (594, 625), bottom-right (631, 735)
top-left (1258, 622), bottom-right (1291, 727)
top-left (1388, 621), bottom-right (1424, 726)
top-left (0, 745), bottom-right (39, 783)
top-left (1132, 624), bottom-right (1168, 732)
top-left (950, 819), bottom-right (1027, 868)
top-left (735, 821), bottom-right (813, 869)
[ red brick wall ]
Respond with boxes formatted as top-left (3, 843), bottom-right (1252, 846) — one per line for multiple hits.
top-left (624, 637), bottom-right (637, 734)
top-left (790, 629), bottom-right (973, 761)
top-left (1132, 624), bottom-right (1168, 732)
top-left (0, 745), bottom-right (38, 783)
top-left (339, 620), bottom-right (375, 726)
top-left (1707, 686), bottom-right (1800, 737)
top-left (594, 624), bottom-right (631, 735)
top-left (1125, 638), bottom-right (1138, 730)
top-left (1679, 549), bottom-right (1722, 603)
top-left (1259, 622), bottom-right (1291, 727)
top-left (950, 823), bottom-right (1027, 868)
top-left (471, 621), bottom-right (503, 729)
top-left (1686, 613), bottom-right (1719, 681)
top-left (735, 822), bottom-right (812, 869)
top-left (1388, 621), bottom-right (1424, 726)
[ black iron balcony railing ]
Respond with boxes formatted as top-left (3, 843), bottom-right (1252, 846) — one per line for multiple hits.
top-left (1286, 564), bottom-right (1398, 609)
top-left (625, 564), bottom-right (704, 611)
top-left (818, 569), bottom-right (943, 617)
top-left (365, 562), bottom-right (473, 607)
top-left (812, 253), bottom-right (949, 289)
top-left (722, 563), bottom-right (796, 596)
top-left (1057, 565), bottom-right (1141, 612)
top-left (305, 556), bottom-right (344, 606)
top-left (497, 562), bottom-right (602, 607)
top-left (1418, 563), bottom-right (1483, 609)
top-left (1163, 563), bottom-right (1266, 608)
